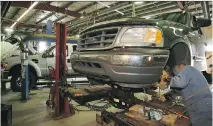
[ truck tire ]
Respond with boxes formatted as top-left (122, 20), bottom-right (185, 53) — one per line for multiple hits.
top-left (202, 71), bottom-right (212, 84)
top-left (87, 77), bottom-right (103, 85)
top-left (166, 43), bottom-right (191, 75)
top-left (11, 72), bottom-right (37, 92)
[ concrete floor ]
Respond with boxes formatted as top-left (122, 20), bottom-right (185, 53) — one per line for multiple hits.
top-left (2, 82), bottom-right (212, 126)
top-left (1, 86), bottom-right (99, 126)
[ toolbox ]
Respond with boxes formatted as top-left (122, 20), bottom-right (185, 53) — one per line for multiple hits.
top-left (1, 104), bottom-right (12, 126)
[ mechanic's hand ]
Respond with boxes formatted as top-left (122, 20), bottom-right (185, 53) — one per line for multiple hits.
top-left (159, 82), bottom-right (167, 90)
top-left (152, 82), bottom-right (167, 90)
top-left (152, 82), bottom-right (158, 87)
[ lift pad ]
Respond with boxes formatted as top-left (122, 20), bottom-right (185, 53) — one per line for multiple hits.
top-left (69, 85), bottom-right (112, 104)
top-left (99, 99), bottom-right (191, 126)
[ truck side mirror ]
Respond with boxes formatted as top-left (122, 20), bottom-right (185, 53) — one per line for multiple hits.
top-left (42, 54), bottom-right (46, 58)
top-left (73, 45), bottom-right (77, 51)
top-left (196, 18), bottom-right (211, 28)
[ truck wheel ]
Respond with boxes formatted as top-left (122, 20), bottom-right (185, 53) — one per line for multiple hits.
top-left (166, 43), bottom-right (191, 75)
top-left (87, 77), bottom-right (103, 85)
top-left (11, 72), bottom-right (37, 92)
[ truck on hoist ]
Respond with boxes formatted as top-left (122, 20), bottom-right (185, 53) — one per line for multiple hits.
top-left (2, 43), bottom-right (77, 92)
top-left (71, 12), bottom-right (212, 107)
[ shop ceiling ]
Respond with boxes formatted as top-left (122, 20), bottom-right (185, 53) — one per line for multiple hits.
top-left (1, 1), bottom-right (212, 36)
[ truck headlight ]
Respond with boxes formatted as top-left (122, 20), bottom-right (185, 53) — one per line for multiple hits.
top-left (1, 62), bottom-right (8, 69)
top-left (120, 27), bottom-right (163, 47)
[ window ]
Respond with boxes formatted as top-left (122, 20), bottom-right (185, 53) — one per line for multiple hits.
top-left (153, 12), bottom-right (187, 25)
top-left (192, 16), bottom-right (197, 27)
top-left (43, 46), bottom-right (56, 57)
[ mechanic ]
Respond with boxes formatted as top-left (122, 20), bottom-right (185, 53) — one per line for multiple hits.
top-left (169, 62), bottom-right (212, 126)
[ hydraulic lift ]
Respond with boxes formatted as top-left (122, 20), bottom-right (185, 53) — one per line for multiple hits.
top-left (46, 23), bottom-right (113, 118)
top-left (52, 23), bottom-right (72, 119)
top-left (4, 33), bottom-right (31, 101)
top-left (46, 23), bottom-right (75, 119)
top-left (96, 71), bottom-right (191, 126)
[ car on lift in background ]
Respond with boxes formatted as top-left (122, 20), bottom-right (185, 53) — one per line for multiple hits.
top-left (2, 43), bottom-right (77, 92)
top-left (71, 11), bottom-right (211, 89)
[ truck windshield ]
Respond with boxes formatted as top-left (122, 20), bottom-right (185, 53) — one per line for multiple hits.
top-left (44, 45), bottom-right (55, 54)
top-left (153, 12), bottom-right (186, 25)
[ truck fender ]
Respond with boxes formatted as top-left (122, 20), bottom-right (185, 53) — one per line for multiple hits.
top-left (8, 60), bottom-right (42, 77)
top-left (28, 60), bottom-right (42, 77)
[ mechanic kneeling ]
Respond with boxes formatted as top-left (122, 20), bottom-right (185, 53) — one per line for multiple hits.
top-left (169, 62), bottom-right (212, 126)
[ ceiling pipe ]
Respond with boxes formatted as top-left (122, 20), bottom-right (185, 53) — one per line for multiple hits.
top-left (1, 2), bottom-right (12, 18)
top-left (132, 2), bottom-right (136, 17)
top-left (68, 2), bottom-right (207, 35)
top-left (201, 1), bottom-right (210, 19)
top-left (68, 1), bottom-right (165, 28)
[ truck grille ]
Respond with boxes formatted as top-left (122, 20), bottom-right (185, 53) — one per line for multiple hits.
top-left (79, 27), bottom-right (119, 50)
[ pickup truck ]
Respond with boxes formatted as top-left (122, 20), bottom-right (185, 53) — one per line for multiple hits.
top-left (2, 43), bottom-right (77, 92)
top-left (71, 11), bottom-right (211, 89)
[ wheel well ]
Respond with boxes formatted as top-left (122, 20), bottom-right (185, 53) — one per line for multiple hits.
top-left (8, 64), bottom-right (37, 78)
top-left (28, 65), bottom-right (37, 79)
top-left (167, 43), bottom-right (191, 67)
top-left (172, 43), bottom-right (191, 64)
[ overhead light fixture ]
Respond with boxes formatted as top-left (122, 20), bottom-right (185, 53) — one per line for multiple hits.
top-left (10, 2), bottom-right (39, 28)
top-left (5, 27), bottom-right (14, 33)
top-left (144, 16), bottom-right (151, 19)
top-left (98, 1), bottom-right (124, 15)
top-left (76, 34), bottom-right (80, 38)
top-left (134, 2), bottom-right (144, 5)
top-left (98, 2), bottom-right (110, 8)
top-left (114, 9), bottom-right (124, 15)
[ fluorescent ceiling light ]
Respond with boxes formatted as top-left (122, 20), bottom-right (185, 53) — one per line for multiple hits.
top-left (76, 35), bottom-right (80, 38)
top-left (98, 2), bottom-right (110, 8)
top-left (114, 10), bottom-right (124, 15)
top-left (10, 2), bottom-right (39, 28)
top-left (5, 27), bottom-right (14, 33)
top-left (98, 1), bottom-right (124, 15)
top-left (134, 2), bottom-right (144, 5)
top-left (144, 16), bottom-right (150, 19)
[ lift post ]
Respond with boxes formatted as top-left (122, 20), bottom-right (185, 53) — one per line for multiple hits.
top-left (21, 41), bottom-right (29, 101)
top-left (54, 23), bottom-right (70, 118)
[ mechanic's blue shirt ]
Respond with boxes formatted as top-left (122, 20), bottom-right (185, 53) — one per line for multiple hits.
top-left (170, 65), bottom-right (212, 126)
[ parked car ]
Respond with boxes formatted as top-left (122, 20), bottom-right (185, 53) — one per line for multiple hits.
top-left (2, 43), bottom-right (77, 92)
top-left (71, 11), bottom-right (211, 89)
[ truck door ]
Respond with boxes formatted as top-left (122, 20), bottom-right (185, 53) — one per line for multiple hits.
top-left (40, 45), bottom-right (56, 76)
top-left (45, 45), bottom-right (70, 76)
top-left (188, 16), bottom-right (207, 71)
top-left (66, 45), bottom-right (72, 76)
top-left (46, 46), bottom-right (56, 74)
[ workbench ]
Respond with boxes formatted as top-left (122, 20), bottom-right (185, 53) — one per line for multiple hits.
top-left (99, 99), bottom-right (191, 126)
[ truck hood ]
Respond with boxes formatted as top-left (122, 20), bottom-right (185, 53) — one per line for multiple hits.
top-left (81, 18), bottom-right (163, 33)
top-left (4, 55), bottom-right (39, 64)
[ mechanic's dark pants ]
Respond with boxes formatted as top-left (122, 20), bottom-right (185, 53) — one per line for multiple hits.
top-left (192, 117), bottom-right (212, 126)
top-left (186, 98), bottom-right (212, 126)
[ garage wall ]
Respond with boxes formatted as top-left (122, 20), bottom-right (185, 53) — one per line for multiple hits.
top-left (1, 40), bottom-right (19, 61)
top-left (201, 25), bottom-right (212, 43)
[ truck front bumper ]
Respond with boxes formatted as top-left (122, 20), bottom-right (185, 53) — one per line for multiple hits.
top-left (71, 48), bottom-right (169, 88)
top-left (1, 70), bottom-right (10, 83)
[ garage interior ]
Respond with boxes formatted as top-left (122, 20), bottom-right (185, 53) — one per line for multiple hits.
top-left (1, 1), bottom-right (213, 126)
